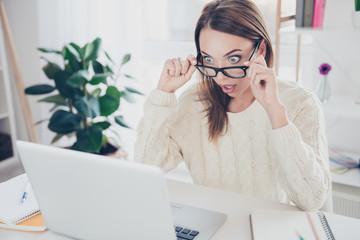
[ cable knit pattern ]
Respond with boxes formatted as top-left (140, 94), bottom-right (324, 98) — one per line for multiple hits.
top-left (134, 80), bottom-right (331, 211)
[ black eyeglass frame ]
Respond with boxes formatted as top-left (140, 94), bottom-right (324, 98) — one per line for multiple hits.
top-left (195, 41), bottom-right (261, 79)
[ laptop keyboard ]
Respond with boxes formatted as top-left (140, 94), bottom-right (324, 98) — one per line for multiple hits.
top-left (175, 226), bottom-right (200, 240)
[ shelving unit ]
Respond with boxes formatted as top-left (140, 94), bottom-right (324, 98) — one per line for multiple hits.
top-left (276, 0), bottom-right (360, 219)
top-left (0, 16), bottom-right (17, 163)
top-left (322, 95), bottom-right (360, 120)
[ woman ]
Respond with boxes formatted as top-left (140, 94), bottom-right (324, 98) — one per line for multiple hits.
top-left (134, 0), bottom-right (331, 211)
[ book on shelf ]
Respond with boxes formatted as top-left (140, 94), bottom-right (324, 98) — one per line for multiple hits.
top-left (295, 0), bottom-right (305, 27)
top-left (329, 149), bottom-right (360, 174)
top-left (0, 173), bottom-right (46, 231)
top-left (313, 0), bottom-right (326, 28)
top-left (295, 0), bottom-right (326, 28)
top-left (304, 0), bottom-right (315, 27)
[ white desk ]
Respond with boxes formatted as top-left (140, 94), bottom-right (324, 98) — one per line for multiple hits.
top-left (0, 179), bottom-right (356, 239)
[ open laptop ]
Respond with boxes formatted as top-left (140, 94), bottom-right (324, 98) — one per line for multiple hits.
top-left (16, 141), bottom-right (227, 240)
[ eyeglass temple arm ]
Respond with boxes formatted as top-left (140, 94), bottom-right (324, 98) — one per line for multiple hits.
top-left (248, 41), bottom-right (261, 61)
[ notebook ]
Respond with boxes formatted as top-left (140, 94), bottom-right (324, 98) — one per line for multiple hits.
top-left (16, 140), bottom-right (227, 240)
top-left (0, 174), bottom-right (46, 231)
top-left (250, 208), bottom-right (360, 240)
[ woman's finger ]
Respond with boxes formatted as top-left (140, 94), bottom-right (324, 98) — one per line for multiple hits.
top-left (187, 54), bottom-right (197, 65)
top-left (164, 59), bottom-right (175, 76)
top-left (252, 72), bottom-right (268, 89)
top-left (180, 58), bottom-right (190, 75)
top-left (173, 58), bottom-right (182, 77)
top-left (185, 64), bottom-right (196, 81)
top-left (250, 54), bottom-right (267, 68)
top-left (248, 63), bottom-right (267, 83)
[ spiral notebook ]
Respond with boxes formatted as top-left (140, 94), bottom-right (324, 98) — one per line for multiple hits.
top-left (0, 173), bottom-right (45, 231)
top-left (250, 208), bottom-right (360, 240)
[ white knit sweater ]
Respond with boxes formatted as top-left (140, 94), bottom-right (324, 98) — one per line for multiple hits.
top-left (134, 80), bottom-right (331, 211)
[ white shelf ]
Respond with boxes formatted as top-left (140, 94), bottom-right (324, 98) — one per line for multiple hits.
top-left (280, 26), bottom-right (360, 35)
top-left (331, 168), bottom-right (360, 188)
top-left (0, 112), bottom-right (9, 120)
top-left (322, 95), bottom-right (360, 120)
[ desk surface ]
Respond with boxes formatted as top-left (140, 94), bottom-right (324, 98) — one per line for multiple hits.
top-left (1, 179), bottom-right (359, 239)
top-left (0, 179), bottom-right (299, 239)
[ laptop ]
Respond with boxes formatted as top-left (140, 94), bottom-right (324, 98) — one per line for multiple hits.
top-left (16, 141), bottom-right (227, 240)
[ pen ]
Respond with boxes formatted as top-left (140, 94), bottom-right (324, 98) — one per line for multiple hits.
top-left (21, 182), bottom-right (30, 204)
top-left (295, 230), bottom-right (305, 240)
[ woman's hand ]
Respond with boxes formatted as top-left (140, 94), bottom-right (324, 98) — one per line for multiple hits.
top-left (245, 55), bottom-right (289, 129)
top-left (157, 55), bottom-right (197, 93)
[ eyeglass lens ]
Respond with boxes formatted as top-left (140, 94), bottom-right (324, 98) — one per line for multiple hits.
top-left (197, 66), bottom-right (246, 78)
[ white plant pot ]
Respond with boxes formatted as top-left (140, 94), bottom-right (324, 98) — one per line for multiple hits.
top-left (352, 11), bottom-right (360, 28)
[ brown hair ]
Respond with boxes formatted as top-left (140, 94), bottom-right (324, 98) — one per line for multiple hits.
top-left (195, 0), bottom-right (274, 142)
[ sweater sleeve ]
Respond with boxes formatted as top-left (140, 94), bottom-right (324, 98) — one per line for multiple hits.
top-left (269, 94), bottom-right (331, 211)
top-left (134, 89), bottom-right (183, 172)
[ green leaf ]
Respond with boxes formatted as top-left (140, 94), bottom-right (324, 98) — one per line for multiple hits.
top-left (90, 88), bottom-right (101, 98)
top-left (98, 86), bottom-right (121, 116)
top-left (92, 61), bottom-right (104, 73)
top-left (125, 86), bottom-right (144, 95)
top-left (54, 70), bottom-right (82, 98)
top-left (124, 74), bottom-right (134, 79)
top-left (37, 47), bottom-right (61, 54)
top-left (73, 96), bottom-right (100, 118)
top-left (99, 95), bottom-right (119, 116)
top-left (89, 73), bottom-right (112, 85)
top-left (34, 118), bottom-right (49, 126)
top-left (62, 45), bottom-right (82, 71)
top-left (51, 134), bottom-right (64, 144)
top-left (121, 53), bottom-right (131, 65)
top-left (67, 70), bottom-right (89, 88)
top-left (42, 62), bottom-right (62, 79)
top-left (93, 121), bottom-right (111, 130)
top-left (105, 65), bottom-right (114, 74)
top-left (106, 86), bottom-right (121, 98)
top-left (69, 43), bottom-right (82, 56)
top-left (49, 104), bottom-right (62, 112)
top-left (72, 125), bottom-right (103, 153)
top-left (104, 51), bottom-right (114, 64)
top-left (114, 115), bottom-right (131, 129)
top-left (83, 37), bottom-right (102, 62)
top-left (123, 93), bottom-right (136, 103)
top-left (38, 94), bottom-right (66, 105)
top-left (48, 110), bottom-right (82, 134)
top-left (25, 84), bottom-right (56, 95)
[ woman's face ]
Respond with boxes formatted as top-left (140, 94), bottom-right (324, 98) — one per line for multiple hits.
top-left (199, 28), bottom-right (257, 98)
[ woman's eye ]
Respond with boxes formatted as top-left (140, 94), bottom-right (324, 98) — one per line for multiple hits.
top-left (203, 56), bottom-right (214, 64)
top-left (229, 56), bottom-right (240, 64)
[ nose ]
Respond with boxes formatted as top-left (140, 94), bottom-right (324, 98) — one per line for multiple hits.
top-left (215, 71), bottom-right (228, 82)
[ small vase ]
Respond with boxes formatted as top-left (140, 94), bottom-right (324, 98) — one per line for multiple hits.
top-left (352, 11), bottom-right (360, 28)
top-left (316, 75), bottom-right (331, 103)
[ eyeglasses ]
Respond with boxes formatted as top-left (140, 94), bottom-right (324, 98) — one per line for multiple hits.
top-left (195, 41), bottom-right (260, 79)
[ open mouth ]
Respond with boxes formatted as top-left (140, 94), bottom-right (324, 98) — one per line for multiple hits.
top-left (220, 84), bottom-right (236, 94)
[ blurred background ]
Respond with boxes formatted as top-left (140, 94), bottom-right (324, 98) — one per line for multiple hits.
top-left (1, 0), bottom-right (360, 218)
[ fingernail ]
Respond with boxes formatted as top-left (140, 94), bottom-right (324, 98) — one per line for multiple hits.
top-left (244, 61), bottom-right (249, 66)
top-left (192, 60), bottom-right (197, 64)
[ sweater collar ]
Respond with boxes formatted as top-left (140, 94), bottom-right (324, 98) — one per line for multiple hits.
top-left (227, 99), bottom-right (261, 122)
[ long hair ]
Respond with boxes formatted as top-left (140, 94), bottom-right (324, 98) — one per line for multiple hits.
top-left (195, 0), bottom-right (274, 142)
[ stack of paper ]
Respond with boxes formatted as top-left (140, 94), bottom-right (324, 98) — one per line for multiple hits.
top-left (0, 174), bottom-right (46, 231)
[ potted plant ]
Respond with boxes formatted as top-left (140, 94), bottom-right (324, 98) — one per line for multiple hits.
top-left (25, 37), bottom-right (143, 157)
top-left (353, 0), bottom-right (360, 28)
